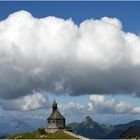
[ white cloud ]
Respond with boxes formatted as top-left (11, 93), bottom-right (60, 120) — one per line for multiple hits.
top-left (1, 91), bottom-right (50, 111)
top-left (89, 94), bottom-right (140, 114)
top-left (1, 10), bottom-right (140, 99)
top-left (89, 95), bottom-right (105, 104)
top-left (18, 91), bottom-right (48, 111)
top-left (133, 106), bottom-right (140, 114)
top-left (48, 95), bottom-right (140, 117)
top-left (59, 102), bottom-right (92, 116)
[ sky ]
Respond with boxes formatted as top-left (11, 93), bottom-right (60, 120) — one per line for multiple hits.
top-left (1, 1), bottom-right (140, 126)
top-left (0, 2), bottom-right (140, 33)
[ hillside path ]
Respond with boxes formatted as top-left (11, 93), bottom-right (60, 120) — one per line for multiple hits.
top-left (64, 130), bottom-right (90, 140)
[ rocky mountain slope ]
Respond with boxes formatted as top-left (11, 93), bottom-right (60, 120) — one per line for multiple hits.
top-left (67, 116), bottom-right (113, 139)
top-left (67, 116), bottom-right (140, 139)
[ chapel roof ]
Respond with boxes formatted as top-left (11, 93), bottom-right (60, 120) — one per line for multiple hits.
top-left (48, 110), bottom-right (65, 120)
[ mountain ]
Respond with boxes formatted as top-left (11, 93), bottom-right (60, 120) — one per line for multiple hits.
top-left (67, 116), bottom-right (140, 139)
top-left (106, 120), bottom-right (140, 138)
top-left (0, 117), bottom-right (42, 137)
top-left (115, 120), bottom-right (140, 130)
top-left (120, 126), bottom-right (140, 138)
top-left (0, 116), bottom-right (47, 137)
top-left (104, 129), bottom-right (124, 139)
top-left (67, 116), bottom-right (113, 139)
top-left (2, 115), bottom-right (140, 139)
top-left (0, 119), bottom-right (34, 137)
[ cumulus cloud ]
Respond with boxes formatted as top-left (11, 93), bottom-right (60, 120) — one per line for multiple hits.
top-left (0, 91), bottom-right (50, 111)
top-left (57, 95), bottom-right (140, 117)
top-left (133, 106), bottom-right (140, 114)
top-left (1, 10), bottom-right (140, 99)
top-left (54, 94), bottom-right (140, 117)
top-left (89, 95), bottom-right (140, 114)
top-left (59, 102), bottom-right (92, 116)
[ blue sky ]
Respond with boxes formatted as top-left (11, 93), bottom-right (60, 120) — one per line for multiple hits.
top-left (1, 1), bottom-right (140, 125)
top-left (0, 1), bottom-right (140, 33)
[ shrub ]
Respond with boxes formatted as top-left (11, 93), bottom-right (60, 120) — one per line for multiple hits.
top-left (37, 128), bottom-right (46, 135)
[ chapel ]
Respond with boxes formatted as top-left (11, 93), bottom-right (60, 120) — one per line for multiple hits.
top-left (46, 100), bottom-right (65, 132)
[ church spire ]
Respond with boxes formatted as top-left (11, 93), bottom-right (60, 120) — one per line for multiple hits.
top-left (52, 99), bottom-right (57, 112)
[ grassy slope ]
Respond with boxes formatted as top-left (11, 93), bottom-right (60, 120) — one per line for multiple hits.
top-left (46, 131), bottom-right (79, 139)
top-left (8, 128), bottom-right (79, 139)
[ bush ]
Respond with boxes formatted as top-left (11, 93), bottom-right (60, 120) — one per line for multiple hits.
top-left (37, 128), bottom-right (46, 135)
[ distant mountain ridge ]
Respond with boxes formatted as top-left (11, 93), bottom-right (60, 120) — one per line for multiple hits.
top-left (67, 116), bottom-right (140, 139)
top-left (0, 117), bottom-right (44, 137)
top-left (120, 126), bottom-right (140, 138)
top-left (1, 116), bottom-right (140, 139)
top-left (67, 116), bottom-right (113, 139)
top-left (0, 120), bottom-right (34, 136)
top-left (106, 120), bottom-right (140, 139)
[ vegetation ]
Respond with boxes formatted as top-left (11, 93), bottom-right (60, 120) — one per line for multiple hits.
top-left (8, 130), bottom-right (42, 139)
top-left (46, 131), bottom-right (79, 139)
top-left (8, 128), bottom-right (79, 139)
top-left (126, 136), bottom-right (140, 139)
top-left (37, 128), bottom-right (46, 135)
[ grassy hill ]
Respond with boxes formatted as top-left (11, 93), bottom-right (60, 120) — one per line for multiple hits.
top-left (8, 128), bottom-right (79, 139)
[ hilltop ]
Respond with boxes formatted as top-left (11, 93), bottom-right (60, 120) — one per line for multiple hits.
top-left (4, 116), bottom-right (140, 139)
top-left (8, 128), bottom-right (79, 139)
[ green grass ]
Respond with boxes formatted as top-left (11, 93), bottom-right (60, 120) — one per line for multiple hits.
top-left (9, 131), bottom-right (42, 139)
top-left (8, 128), bottom-right (79, 139)
top-left (46, 131), bottom-right (79, 139)
top-left (125, 136), bottom-right (140, 139)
